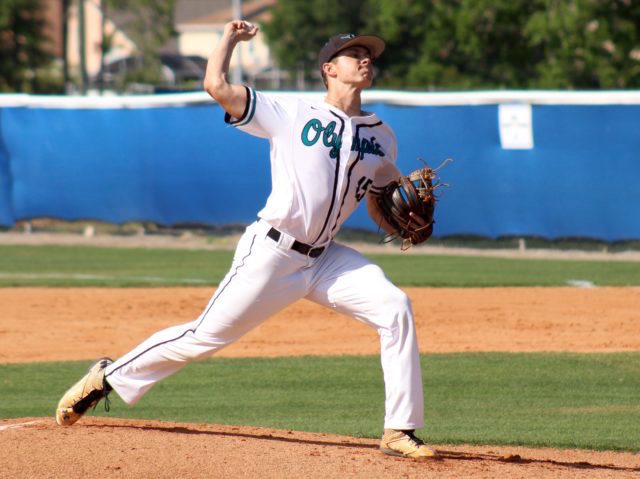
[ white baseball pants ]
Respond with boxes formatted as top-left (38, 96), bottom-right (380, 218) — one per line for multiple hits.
top-left (105, 219), bottom-right (425, 430)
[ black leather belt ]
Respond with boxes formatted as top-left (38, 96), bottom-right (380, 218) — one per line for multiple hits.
top-left (266, 227), bottom-right (325, 258)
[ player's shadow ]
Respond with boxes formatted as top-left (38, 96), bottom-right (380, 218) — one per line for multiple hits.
top-left (89, 422), bottom-right (640, 474)
top-left (89, 422), bottom-right (377, 450)
top-left (435, 449), bottom-right (640, 473)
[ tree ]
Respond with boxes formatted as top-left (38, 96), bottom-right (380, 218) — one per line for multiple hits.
top-left (261, 0), bottom-right (373, 86)
top-left (409, 0), bottom-right (544, 89)
top-left (104, 0), bottom-right (176, 87)
top-left (524, 0), bottom-right (640, 88)
top-left (0, 0), bottom-right (57, 93)
top-left (362, 0), bottom-right (436, 87)
top-left (263, 0), bottom-right (640, 90)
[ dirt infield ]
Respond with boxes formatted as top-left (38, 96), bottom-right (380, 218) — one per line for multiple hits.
top-left (1, 287), bottom-right (639, 363)
top-left (2, 286), bottom-right (640, 478)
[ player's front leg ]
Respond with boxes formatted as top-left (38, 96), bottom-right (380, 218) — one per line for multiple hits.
top-left (306, 243), bottom-right (437, 459)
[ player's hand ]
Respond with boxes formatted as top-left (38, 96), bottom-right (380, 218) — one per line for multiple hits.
top-left (224, 20), bottom-right (258, 42)
top-left (409, 212), bottom-right (427, 227)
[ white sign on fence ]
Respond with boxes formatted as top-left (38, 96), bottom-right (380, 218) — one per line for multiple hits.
top-left (499, 103), bottom-right (534, 149)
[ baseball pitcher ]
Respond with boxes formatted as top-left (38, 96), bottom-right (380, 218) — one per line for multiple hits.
top-left (55, 20), bottom-right (440, 461)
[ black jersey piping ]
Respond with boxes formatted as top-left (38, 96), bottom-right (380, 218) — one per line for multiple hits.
top-left (330, 121), bottom-right (383, 234)
top-left (311, 110), bottom-right (345, 245)
top-left (224, 86), bottom-right (252, 125)
top-left (105, 234), bottom-right (257, 379)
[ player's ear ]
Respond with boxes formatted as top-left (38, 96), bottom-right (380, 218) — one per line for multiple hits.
top-left (322, 62), bottom-right (337, 81)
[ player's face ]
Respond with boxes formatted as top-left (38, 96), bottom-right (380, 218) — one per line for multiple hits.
top-left (331, 46), bottom-right (374, 88)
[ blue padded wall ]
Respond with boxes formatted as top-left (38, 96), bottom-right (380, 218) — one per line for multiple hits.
top-left (1, 95), bottom-right (638, 241)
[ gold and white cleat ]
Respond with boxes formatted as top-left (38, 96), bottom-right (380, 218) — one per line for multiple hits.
top-left (380, 429), bottom-right (440, 460)
top-left (55, 358), bottom-right (113, 426)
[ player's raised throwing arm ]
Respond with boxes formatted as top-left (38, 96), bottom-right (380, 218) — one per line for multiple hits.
top-left (204, 20), bottom-right (258, 119)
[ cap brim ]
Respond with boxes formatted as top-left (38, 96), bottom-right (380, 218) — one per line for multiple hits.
top-left (332, 35), bottom-right (385, 61)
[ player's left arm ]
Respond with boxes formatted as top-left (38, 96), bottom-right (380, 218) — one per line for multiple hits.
top-left (366, 194), bottom-right (397, 236)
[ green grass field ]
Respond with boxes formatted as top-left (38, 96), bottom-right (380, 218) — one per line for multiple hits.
top-left (1, 243), bottom-right (638, 452)
top-left (0, 244), bottom-right (638, 287)
top-left (1, 353), bottom-right (639, 451)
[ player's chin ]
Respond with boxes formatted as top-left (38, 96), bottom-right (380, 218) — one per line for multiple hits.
top-left (355, 76), bottom-right (373, 89)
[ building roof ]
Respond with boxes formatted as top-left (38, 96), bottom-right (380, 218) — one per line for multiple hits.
top-left (174, 0), bottom-right (231, 24)
top-left (105, 0), bottom-right (277, 55)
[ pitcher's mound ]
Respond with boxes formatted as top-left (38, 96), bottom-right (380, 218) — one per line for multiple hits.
top-left (1, 417), bottom-right (637, 478)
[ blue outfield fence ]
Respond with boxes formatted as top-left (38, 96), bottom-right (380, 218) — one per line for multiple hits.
top-left (0, 91), bottom-right (639, 241)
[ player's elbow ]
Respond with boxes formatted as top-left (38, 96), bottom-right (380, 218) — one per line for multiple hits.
top-left (204, 76), bottom-right (227, 102)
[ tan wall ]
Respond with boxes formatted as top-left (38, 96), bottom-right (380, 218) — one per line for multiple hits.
top-left (177, 26), bottom-right (271, 73)
top-left (66, 0), bottom-right (135, 77)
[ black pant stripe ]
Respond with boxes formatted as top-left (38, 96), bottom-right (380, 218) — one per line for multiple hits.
top-left (105, 234), bottom-right (257, 379)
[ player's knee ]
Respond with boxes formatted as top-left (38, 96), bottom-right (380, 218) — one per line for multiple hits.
top-left (375, 288), bottom-right (416, 344)
top-left (381, 287), bottom-right (412, 316)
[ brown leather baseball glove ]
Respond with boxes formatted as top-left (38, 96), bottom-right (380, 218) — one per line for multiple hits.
top-left (377, 159), bottom-right (450, 250)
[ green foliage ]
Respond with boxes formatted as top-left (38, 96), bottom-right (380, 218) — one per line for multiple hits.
top-left (405, 0), bottom-right (545, 89)
top-left (2, 353), bottom-right (640, 450)
top-left (364, 0), bottom-right (438, 87)
top-left (0, 0), bottom-right (58, 93)
top-left (264, 0), bottom-right (640, 89)
top-left (261, 0), bottom-right (373, 81)
top-left (524, 0), bottom-right (640, 88)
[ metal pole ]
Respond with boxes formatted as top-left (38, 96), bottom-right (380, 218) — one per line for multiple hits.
top-left (231, 0), bottom-right (242, 84)
top-left (78, 0), bottom-right (88, 93)
top-left (99, 0), bottom-right (107, 93)
top-left (62, 0), bottom-right (70, 92)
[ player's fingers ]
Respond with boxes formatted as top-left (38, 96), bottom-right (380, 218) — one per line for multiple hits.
top-left (243, 21), bottom-right (258, 35)
top-left (229, 21), bottom-right (258, 39)
top-left (409, 212), bottom-right (427, 226)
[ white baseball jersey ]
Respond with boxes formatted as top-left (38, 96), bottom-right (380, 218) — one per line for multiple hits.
top-left (225, 87), bottom-right (401, 246)
top-left (105, 86), bottom-right (425, 432)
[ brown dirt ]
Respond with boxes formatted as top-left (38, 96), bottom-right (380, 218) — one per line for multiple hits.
top-left (2, 286), bottom-right (640, 478)
top-left (1, 417), bottom-right (638, 479)
top-left (1, 287), bottom-right (639, 363)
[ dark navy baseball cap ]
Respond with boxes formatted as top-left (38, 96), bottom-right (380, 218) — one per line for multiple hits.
top-left (318, 33), bottom-right (385, 67)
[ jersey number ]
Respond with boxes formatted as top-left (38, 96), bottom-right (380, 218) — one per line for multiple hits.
top-left (355, 176), bottom-right (373, 202)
